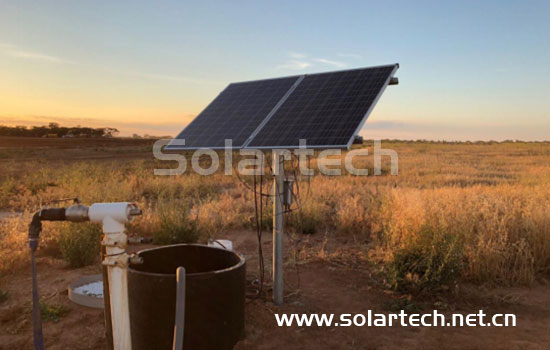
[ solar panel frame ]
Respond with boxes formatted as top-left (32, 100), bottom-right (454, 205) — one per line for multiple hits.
top-left (244, 63), bottom-right (399, 150)
top-left (167, 63), bottom-right (398, 150)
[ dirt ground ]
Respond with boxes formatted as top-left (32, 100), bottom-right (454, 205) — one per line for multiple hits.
top-left (1, 230), bottom-right (549, 350)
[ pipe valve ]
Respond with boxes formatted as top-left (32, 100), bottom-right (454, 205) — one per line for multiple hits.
top-left (65, 204), bottom-right (90, 222)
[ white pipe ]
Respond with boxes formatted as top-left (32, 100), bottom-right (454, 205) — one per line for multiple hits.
top-left (89, 202), bottom-right (136, 350)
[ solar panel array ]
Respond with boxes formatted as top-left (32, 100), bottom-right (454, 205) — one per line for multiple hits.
top-left (169, 64), bottom-right (398, 150)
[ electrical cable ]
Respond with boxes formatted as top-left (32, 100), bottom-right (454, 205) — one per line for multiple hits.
top-left (238, 150), bottom-right (313, 299)
top-left (231, 154), bottom-right (273, 197)
top-left (252, 168), bottom-right (265, 297)
top-left (259, 171), bottom-right (265, 291)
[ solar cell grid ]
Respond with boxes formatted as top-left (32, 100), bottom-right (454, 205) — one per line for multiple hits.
top-left (247, 64), bottom-right (397, 148)
top-left (168, 76), bottom-right (300, 149)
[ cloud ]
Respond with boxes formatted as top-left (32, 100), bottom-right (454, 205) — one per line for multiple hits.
top-left (278, 52), bottom-right (350, 71)
top-left (6, 50), bottom-right (74, 64)
top-left (312, 58), bottom-right (347, 68)
top-left (337, 53), bottom-right (363, 59)
top-left (364, 120), bottom-right (411, 130)
top-left (0, 43), bottom-right (75, 64)
top-left (277, 60), bottom-right (312, 70)
top-left (289, 51), bottom-right (307, 59)
top-left (0, 43), bottom-right (222, 87)
top-left (360, 119), bottom-right (550, 142)
top-left (128, 71), bottom-right (222, 85)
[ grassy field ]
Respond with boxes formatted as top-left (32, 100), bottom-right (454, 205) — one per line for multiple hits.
top-left (1, 137), bottom-right (549, 290)
top-left (2, 137), bottom-right (550, 349)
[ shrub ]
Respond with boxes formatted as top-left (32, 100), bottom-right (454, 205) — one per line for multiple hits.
top-left (40, 301), bottom-right (69, 322)
top-left (387, 225), bottom-right (463, 294)
top-left (260, 210), bottom-right (274, 231)
top-left (0, 215), bottom-right (29, 274)
top-left (195, 193), bottom-right (256, 237)
top-left (152, 203), bottom-right (199, 245)
top-left (335, 193), bottom-right (380, 236)
top-left (58, 223), bottom-right (102, 268)
top-left (0, 178), bottom-right (15, 208)
top-left (294, 209), bottom-right (317, 234)
top-left (289, 201), bottom-right (331, 235)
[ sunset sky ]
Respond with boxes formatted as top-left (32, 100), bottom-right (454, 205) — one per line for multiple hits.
top-left (1, 0), bottom-right (549, 140)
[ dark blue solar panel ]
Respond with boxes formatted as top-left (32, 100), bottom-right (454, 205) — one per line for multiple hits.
top-left (246, 64), bottom-right (398, 148)
top-left (169, 75), bottom-right (300, 149)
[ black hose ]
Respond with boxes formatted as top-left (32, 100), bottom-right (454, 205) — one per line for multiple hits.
top-left (28, 208), bottom-right (67, 350)
top-left (30, 241), bottom-right (44, 350)
top-left (37, 208), bottom-right (66, 221)
top-left (29, 214), bottom-right (45, 350)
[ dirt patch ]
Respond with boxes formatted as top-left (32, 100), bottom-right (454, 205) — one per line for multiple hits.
top-left (0, 258), bottom-right (106, 350)
top-left (237, 261), bottom-right (550, 350)
top-left (1, 231), bottom-right (549, 350)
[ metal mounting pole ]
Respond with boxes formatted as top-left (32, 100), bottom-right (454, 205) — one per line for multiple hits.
top-left (273, 152), bottom-right (284, 305)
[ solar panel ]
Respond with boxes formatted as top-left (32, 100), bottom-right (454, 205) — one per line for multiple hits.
top-left (246, 64), bottom-right (398, 148)
top-left (168, 64), bottom-right (398, 150)
top-left (168, 75), bottom-right (300, 149)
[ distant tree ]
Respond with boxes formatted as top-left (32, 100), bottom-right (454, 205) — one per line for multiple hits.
top-left (0, 124), bottom-right (120, 138)
top-left (104, 128), bottom-right (119, 137)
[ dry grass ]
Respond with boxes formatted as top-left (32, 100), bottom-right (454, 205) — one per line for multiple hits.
top-left (1, 140), bottom-right (549, 291)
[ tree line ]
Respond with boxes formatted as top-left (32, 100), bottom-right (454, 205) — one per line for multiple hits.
top-left (0, 123), bottom-right (119, 138)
